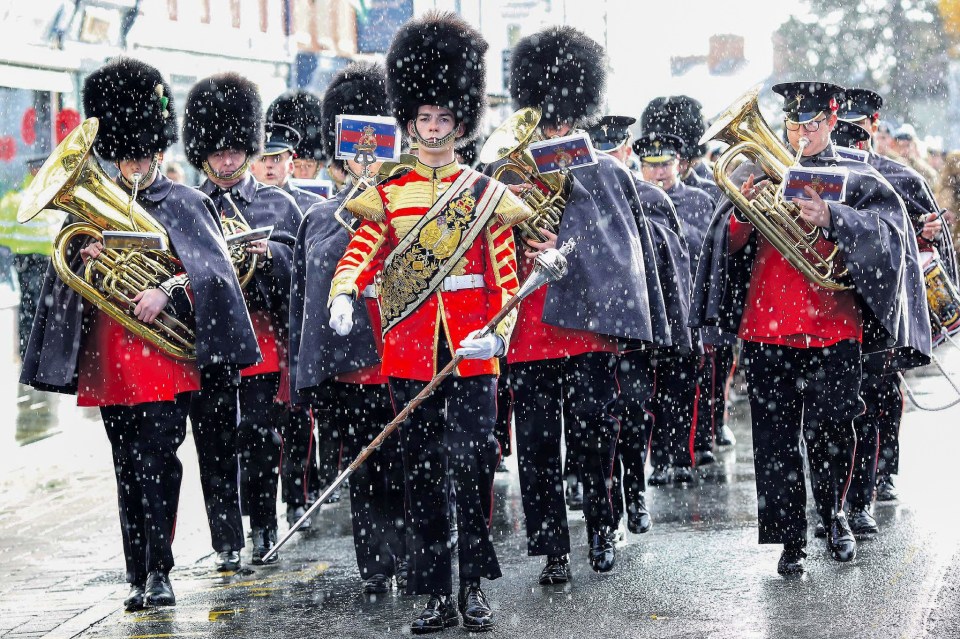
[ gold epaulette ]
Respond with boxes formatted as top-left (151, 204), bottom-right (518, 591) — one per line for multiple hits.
top-left (345, 187), bottom-right (386, 222)
top-left (494, 188), bottom-right (534, 228)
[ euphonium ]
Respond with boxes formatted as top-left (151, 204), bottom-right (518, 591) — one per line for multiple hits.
top-left (17, 118), bottom-right (196, 360)
top-left (701, 86), bottom-right (851, 291)
top-left (218, 193), bottom-right (258, 289)
top-left (479, 108), bottom-right (570, 244)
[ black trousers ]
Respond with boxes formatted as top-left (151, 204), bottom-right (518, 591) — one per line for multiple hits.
top-left (742, 340), bottom-right (860, 546)
top-left (649, 353), bottom-right (698, 468)
top-left (494, 360), bottom-right (514, 458)
top-left (309, 406), bottom-right (342, 498)
top-left (612, 350), bottom-right (656, 524)
top-left (334, 383), bottom-right (406, 579)
top-left (279, 405), bottom-right (313, 508)
top-left (389, 372), bottom-right (501, 596)
top-left (189, 365), bottom-right (244, 552)
top-left (694, 344), bottom-right (736, 452)
top-left (849, 373), bottom-right (902, 508)
top-left (13, 253), bottom-right (48, 359)
top-left (237, 372), bottom-right (282, 529)
top-left (101, 394), bottom-right (190, 584)
top-left (513, 351), bottom-right (620, 556)
top-left (876, 375), bottom-right (903, 477)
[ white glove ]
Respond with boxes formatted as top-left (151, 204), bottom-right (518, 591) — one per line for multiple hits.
top-left (329, 294), bottom-right (354, 336)
top-left (455, 329), bottom-right (505, 360)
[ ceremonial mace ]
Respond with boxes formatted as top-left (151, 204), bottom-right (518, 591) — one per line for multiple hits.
top-left (264, 239), bottom-right (575, 561)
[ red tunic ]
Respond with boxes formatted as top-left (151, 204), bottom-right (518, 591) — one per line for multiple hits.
top-left (330, 162), bottom-right (528, 382)
top-left (730, 216), bottom-right (862, 347)
top-left (507, 253), bottom-right (617, 364)
top-left (241, 310), bottom-right (281, 377)
top-left (77, 312), bottom-right (200, 407)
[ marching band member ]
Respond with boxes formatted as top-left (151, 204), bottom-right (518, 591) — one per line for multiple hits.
top-left (641, 96), bottom-right (738, 456)
top-left (327, 12), bottom-right (531, 633)
top-left (501, 26), bottom-right (670, 584)
top-left (830, 88), bottom-right (952, 534)
top-left (691, 81), bottom-right (930, 576)
top-left (20, 58), bottom-right (258, 610)
top-left (586, 116), bottom-right (692, 535)
top-left (266, 90), bottom-right (329, 181)
top-left (183, 73), bottom-right (304, 567)
top-left (289, 62), bottom-right (407, 595)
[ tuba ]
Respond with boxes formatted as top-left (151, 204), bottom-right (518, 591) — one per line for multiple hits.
top-left (17, 118), bottom-right (196, 360)
top-left (479, 108), bottom-right (570, 244)
top-left (218, 193), bottom-right (258, 289)
top-left (701, 86), bottom-right (851, 291)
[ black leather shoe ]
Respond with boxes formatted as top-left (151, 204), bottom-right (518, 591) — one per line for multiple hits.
top-left (251, 527), bottom-right (279, 565)
top-left (777, 546), bottom-right (807, 576)
top-left (565, 481), bottom-right (584, 510)
top-left (215, 550), bottom-right (241, 572)
top-left (648, 466), bottom-right (671, 486)
top-left (716, 424), bottom-right (737, 448)
top-left (814, 520), bottom-right (827, 538)
top-left (828, 513), bottom-right (857, 563)
top-left (876, 474), bottom-right (899, 502)
top-left (394, 559), bottom-right (409, 590)
top-left (286, 505), bottom-right (311, 531)
top-left (539, 555), bottom-right (571, 585)
top-left (588, 526), bottom-right (616, 572)
top-left (327, 486), bottom-right (342, 503)
top-left (673, 466), bottom-right (695, 484)
top-left (695, 450), bottom-right (717, 466)
top-left (495, 459), bottom-right (509, 473)
top-left (849, 507), bottom-right (879, 539)
top-left (627, 495), bottom-right (652, 534)
top-left (458, 581), bottom-right (494, 632)
top-left (411, 595), bottom-right (459, 634)
top-left (123, 583), bottom-right (145, 611)
top-left (144, 571), bottom-right (175, 606)
top-left (362, 574), bottom-right (390, 594)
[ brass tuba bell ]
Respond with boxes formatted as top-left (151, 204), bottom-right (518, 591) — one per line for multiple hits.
top-left (17, 118), bottom-right (196, 360)
top-left (701, 86), bottom-right (851, 291)
top-left (479, 107), bottom-right (570, 244)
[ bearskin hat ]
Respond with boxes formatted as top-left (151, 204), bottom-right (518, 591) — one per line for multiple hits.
top-left (385, 11), bottom-right (488, 146)
top-left (320, 62), bottom-right (390, 161)
top-left (81, 58), bottom-right (178, 161)
top-left (266, 90), bottom-right (325, 161)
top-left (509, 26), bottom-right (608, 129)
top-left (641, 96), bottom-right (707, 159)
top-left (182, 72), bottom-right (263, 170)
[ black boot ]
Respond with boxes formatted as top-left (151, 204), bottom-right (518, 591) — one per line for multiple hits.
top-left (849, 506), bottom-right (879, 539)
top-left (588, 526), bottom-right (616, 572)
top-left (565, 480), bottom-right (584, 510)
top-left (627, 494), bottom-right (652, 534)
top-left (411, 595), bottom-right (459, 634)
top-left (215, 550), bottom-right (241, 572)
top-left (673, 465), bottom-right (694, 485)
top-left (251, 527), bottom-right (279, 565)
top-left (123, 583), bottom-right (145, 612)
top-left (144, 571), bottom-right (175, 606)
top-left (777, 545), bottom-right (806, 576)
top-left (538, 554), bottom-right (571, 585)
top-left (394, 558), bottom-right (409, 590)
top-left (286, 504), bottom-right (311, 531)
top-left (648, 466), bottom-right (671, 486)
top-left (362, 574), bottom-right (390, 594)
top-left (828, 512), bottom-right (857, 563)
top-left (875, 474), bottom-right (898, 502)
top-left (458, 580), bottom-right (494, 632)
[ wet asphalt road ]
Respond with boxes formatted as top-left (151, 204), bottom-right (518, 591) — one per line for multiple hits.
top-left (2, 303), bottom-right (960, 638)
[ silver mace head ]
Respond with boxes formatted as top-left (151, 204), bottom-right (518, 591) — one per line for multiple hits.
top-left (516, 239), bottom-right (575, 300)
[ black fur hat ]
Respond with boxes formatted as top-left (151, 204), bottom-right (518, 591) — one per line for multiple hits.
top-left (385, 11), bottom-right (488, 146)
top-left (82, 57), bottom-right (178, 161)
top-left (267, 90), bottom-right (325, 161)
top-left (509, 26), bottom-right (607, 129)
top-left (182, 72), bottom-right (263, 170)
top-left (320, 63), bottom-right (389, 161)
top-left (641, 95), bottom-right (707, 159)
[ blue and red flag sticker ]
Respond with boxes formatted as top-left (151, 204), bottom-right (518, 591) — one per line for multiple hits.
top-left (528, 132), bottom-right (598, 174)
top-left (784, 167), bottom-right (848, 202)
top-left (834, 146), bottom-right (869, 163)
top-left (290, 178), bottom-right (333, 199)
top-left (335, 115), bottom-right (400, 163)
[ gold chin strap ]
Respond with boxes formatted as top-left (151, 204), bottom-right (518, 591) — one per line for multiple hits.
top-left (202, 158), bottom-right (250, 182)
top-left (117, 154), bottom-right (160, 191)
top-left (410, 121), bottom-right (458, 150)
